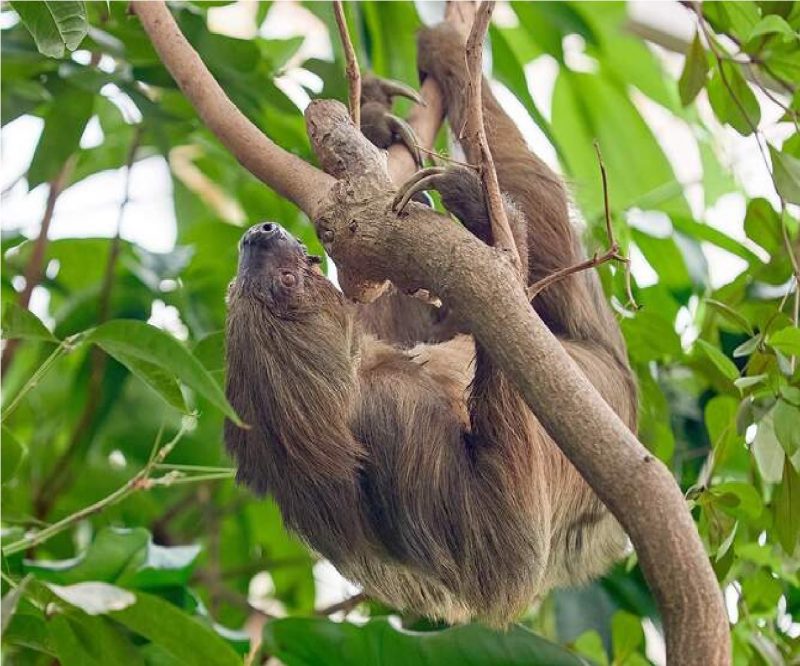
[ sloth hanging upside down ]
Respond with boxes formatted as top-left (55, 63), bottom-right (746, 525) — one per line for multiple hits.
top-left (224, 23), bottom-right (637, 625)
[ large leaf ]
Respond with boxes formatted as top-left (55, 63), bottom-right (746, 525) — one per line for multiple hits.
top-left (706, 61), bottom-right (761, 136)
top-left (84, 320), bottom-right (241, 424)
top-left (774, 460), bottom-right (800, 554)
top-left (770, 145), bottom-right (800, 204)
top-left (27, 83), bottom-right (94, 188)
top-left (261, 617), bottom-right (588, 666)
top-left (109, 591), bottom-right (241, 666)
top-left (1, 303), bottom-right (58, 342)
top-left (48, 613), bottom-right (144, 666)
top-left (10, 1), bottom-right (88, 58)
top-left (678, 32), bottom-right (709, 106)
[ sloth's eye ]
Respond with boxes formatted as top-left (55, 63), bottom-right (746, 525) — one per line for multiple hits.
top-left (307, 255), bottom-right (322, 265)
top-left (280, 271), bottom-right (298, 288)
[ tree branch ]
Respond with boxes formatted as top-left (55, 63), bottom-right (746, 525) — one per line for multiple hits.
top-left (460, 2), bottom-right (521, 271)
top-left (305, 99), bottom-right (730, 665)
top-left (333, 1), bottom-right (360, 128)
top-left (1, 159), bottom-right (73, 378)
top-left (130, 0), bottom-right (334, 220)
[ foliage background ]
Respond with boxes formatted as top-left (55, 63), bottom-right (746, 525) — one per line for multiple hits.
top-left (1, 1), bottom-right (799, 664)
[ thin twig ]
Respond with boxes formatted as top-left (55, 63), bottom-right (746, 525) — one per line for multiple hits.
top-left (333, 1), bottom-right (361, 128)
top-left (461, 1), bottom-right (522, 272)
top-left (527, 142), bottom-right (638, 310)
top-left (415, 144), bottom-right (478, 169)
top-left (316, 592), bottom-right (368, 616)
top-left (33, 128), bottom-right (143, 519)
top-left (1, 159), bottom-right (74, 378)
top-left (3, 423), bottom-right (191, 557)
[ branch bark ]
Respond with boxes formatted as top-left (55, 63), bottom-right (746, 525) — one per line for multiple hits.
top-left (333, 1), bottom-right (360, 128)
top-left (130, 0), bottom-right (334, 220)
top-left (461, 1), bottom-right (521, 270)
top-left (306, 100), bottom-right (730, 665)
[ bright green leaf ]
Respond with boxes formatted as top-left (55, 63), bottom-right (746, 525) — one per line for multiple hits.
top-left (769, 326), bottom-right (800, 356)
top-left (1, 426), bottom-right (27, 484)
top-left (706, 61), bottom-right (761, 136)
top-left (1, 302), bottom-right (57, 342)
top-left (110, 591), bottom-right (241, 666)
top-left (746, 14), bottom-right (797, 42)
top-left (85, 320), bottom-right (242, 424)
top-left (49, 613), bottom-right (144, 666)
top-left (696, 339), bottom-right (740, 381)
top-left (753, 413), bottom-right (786, 484)
top-left (711, 481), bottom-right (764, 519)
top-left (705, 298), bottom-right (753, 334)
top-left (773, 398), bottom-right (800, 456)
top-left (610, 611), bottom-right (644, 662)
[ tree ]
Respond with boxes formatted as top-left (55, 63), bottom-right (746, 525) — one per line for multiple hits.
top-left (2, 2), bottom-right (798, 665)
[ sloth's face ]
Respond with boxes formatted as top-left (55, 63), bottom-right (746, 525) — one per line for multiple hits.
top-left (231, 222), bottom-right (332, 316)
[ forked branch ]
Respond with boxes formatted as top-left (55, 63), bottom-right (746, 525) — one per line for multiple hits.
top-left (130, 0), bottom-right (333, 219)
top-left (460, 2), bottom-right (522, 273)
top-left (527, 142), bottom-right (638, 310)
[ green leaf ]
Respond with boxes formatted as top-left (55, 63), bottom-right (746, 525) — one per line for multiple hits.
top-left (773, 398), bottom-right (800, 457)
top-left (670, 216), bottom-right (758, 264)
top-left (109, 591), bottom-right (241, 666)
top-left (746, 14), bottom-right (797, 41)
top-left (774, 460), bottom-right (800, 553)
top-left (1, 426), bottom-right (27, 484)
top-left (705, 396), bottom-right (740, 466)
top-left (710, 481), bottom-right (764, 519)
top-left (261, 617), bottom-right (588, 666)
top-left (753, 413), bottom-right (785, 484)
top-left (621, 310), bottom-right (682, 363)
top-left (573, 630), bottom-right (608, 666)
top-left (1, 576), bottom-right (30, 634)
top-left (696, 339), bottom-right (739, 381)
top-left (27, 84), bottom-right (94, 188)
top-left (109, 350), bottom-right (188, 413)
top-left (734, 374), bottom-right (768, 390)
top-left (49, 613), bottom-right (144, 666)
top-left (743, 197), bottom-right (783, 255)
top-left (1, 302), bottom-right (57, 342)
top-left (768, 326), bottom-right (800, 356)
top-left (610, 611), bottom-right (644, 663)
top-left (11, 1), bottom-right (88, 58)
top-left (770, 145), bottom-right (800, 204)
top-left (705, 298), bottom-right (753, 334)
top-left (679, 32), bottom-right (709, 106)
top-left (85, 320), bottom-right (242, 424)
top-left (706, 61), bottom-right (761, 136)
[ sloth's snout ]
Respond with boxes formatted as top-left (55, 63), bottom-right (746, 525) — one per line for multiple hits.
top-left (242, 222), bottom-right (281, 248)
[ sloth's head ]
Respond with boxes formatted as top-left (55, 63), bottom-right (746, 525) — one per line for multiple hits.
top-left (230, 222), bottom-right (340, 318)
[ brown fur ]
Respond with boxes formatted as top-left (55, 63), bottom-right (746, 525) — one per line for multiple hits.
top-left (224, 24), bottom-right (637, 626)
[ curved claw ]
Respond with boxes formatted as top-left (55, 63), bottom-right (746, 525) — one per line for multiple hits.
top-left (391, 166), bottom-right (448, 212)
top-left (386, 114), bottom-right (423, 168)
top-left (379, 78), bottom-right (426, 107)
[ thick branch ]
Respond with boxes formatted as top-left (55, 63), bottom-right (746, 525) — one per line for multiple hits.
top-left (386, 1), bottom-right (475, 184)
top-left (461, 1), bottom-right (521, 270)
top-left (131, 0), bottom-right (333, 219)
top-left (306, 100), bottom-right (730, 665)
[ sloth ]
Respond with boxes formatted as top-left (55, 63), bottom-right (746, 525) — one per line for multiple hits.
top-left (224, 23), bottom-right (637, 625)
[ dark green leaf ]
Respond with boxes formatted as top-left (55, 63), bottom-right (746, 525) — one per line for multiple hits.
top-left (109, 350), bottom-right (188, 413)
top-left (705, 299), bottom-right (753, 334)
top-left (1, 302), bottom-right (58, 342)
top-left (85, 320), bottom-right (242, 424)
top-left (261, 617), bottom-right (588, 666)
top-left (27, 84), bottom-right (94, 188)
top-left (743, 197), bottom-right (782, 255)
top-left (678, 32), bottom-right (709, 106)
top-left (11, 1), bottom-right (88, 58)
top-left (49, 613), bottom-right (144, 666)
top-left (774, 460), bottom-right (800, 553)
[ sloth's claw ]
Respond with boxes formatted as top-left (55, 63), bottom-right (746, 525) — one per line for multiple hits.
top-left (361, 74), bottom-right (425, 107)
top-left (377, 78), bottom-right (426, 106)
top-left (385, 114), bottom-right (422, 168)
top-left (392, 166), bottom-right (449, 212)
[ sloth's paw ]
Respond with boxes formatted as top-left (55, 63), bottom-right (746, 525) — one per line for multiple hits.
top-left (360, 75), bottom-right (424, 168)
top-left (392, 166), bottom-right (489, 241)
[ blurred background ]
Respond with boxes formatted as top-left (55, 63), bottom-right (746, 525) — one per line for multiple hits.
top-left (2, 2), bottom-right (798, 665)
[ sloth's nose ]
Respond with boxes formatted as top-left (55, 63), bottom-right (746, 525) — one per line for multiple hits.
top-left (243, 222), bottom-right (281, 248)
